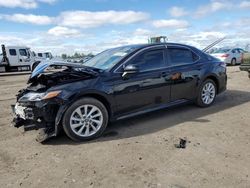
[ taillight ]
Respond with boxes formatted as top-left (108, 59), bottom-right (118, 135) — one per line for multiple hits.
top-left (221, 54), bottom-right (229, 58)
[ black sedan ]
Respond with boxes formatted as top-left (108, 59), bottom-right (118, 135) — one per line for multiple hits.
top-left (12, 43), bottom-right (227, 142)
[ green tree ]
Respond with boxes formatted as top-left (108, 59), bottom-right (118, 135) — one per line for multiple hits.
top-left (61, 54), bottom-right (67, 59)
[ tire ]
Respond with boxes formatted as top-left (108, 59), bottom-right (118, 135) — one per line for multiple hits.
top-left (231, 58), bottom-right (236, 66)
top-left (196, 79), bottom-right (217, 107)
top-left (62, 97), bottom-right (108, 141)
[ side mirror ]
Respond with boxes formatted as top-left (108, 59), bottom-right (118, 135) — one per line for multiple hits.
top-left (122, 64), bottom-right (139, 78)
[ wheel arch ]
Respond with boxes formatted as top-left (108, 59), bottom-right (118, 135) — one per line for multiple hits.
top-left (203, 74), bottom-right (219, 94)
top-left (54, 92), bottom-right (112, 135)
top-left (79, 93), bottom-right (112, 118)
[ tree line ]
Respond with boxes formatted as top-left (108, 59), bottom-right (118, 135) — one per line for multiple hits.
top-left (61, 52), bottom-right (95, 59)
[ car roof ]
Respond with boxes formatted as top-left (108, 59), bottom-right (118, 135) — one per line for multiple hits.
top-left (119, 42), bottom-right (196, 50)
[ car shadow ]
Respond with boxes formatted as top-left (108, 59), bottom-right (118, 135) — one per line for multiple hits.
top-left (45, 89), bottom-right (250, 145)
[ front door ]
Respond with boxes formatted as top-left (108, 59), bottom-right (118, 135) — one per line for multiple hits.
top-left (18, 48), bottom-right (31, 66)
top-left (112, 47), bottom-right (171, 116)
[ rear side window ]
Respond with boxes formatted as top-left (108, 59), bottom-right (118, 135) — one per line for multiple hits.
top-left (9, 49), bottom-right (16, 56)
top-left (169, 48), bottom-right (199, 65)
top-left (38, 53), bottom-right (43, 57)
top-left (19, 49), bottom-right (28, 56)
top-left (129, 49), bottom-right (165, 71)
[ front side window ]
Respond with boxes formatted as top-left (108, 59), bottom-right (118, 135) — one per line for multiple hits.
top-left (19, 49), bottom-right (28, 56)
top-left (129, 49), bottom-right (165, 71)
top-left (38, 53), bottom-right (43, 57)
top-left (9, 49), bottom-right (16, 56)
top-left (168, 48), bottom-right (198, 65)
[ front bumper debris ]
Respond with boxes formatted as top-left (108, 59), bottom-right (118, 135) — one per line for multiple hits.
top-left (11, 101), bottom-right (59, 133)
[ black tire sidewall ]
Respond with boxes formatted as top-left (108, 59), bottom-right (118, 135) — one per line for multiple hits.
top-left (62, 97), bottom-right (109, 141)
top-left (196, 79), bottom-right (217, 107)
top-left (231, 58), bottom-right (236, 66)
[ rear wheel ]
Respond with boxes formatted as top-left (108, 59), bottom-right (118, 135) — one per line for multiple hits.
top-left (196, 79), bottom-right (217, 107)
top-left (62, 98), bottom-right (108, 141)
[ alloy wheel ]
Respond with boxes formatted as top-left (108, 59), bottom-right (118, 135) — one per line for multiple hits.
top-left (201, 82), bottom-right (216, 105)
top-left (70, 105), bottom-right (103, 137)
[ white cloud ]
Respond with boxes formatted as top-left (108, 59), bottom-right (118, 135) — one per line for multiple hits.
top-left (236, 17), bottom-right (250, 27)
top-left (195, 0), bottom-right (232, 18)
top-left (38, 0), bottom-right (56, 4)
top-left (239, 1), bottom-right (250, 9)
top-left (1, 14), bottom-right (54, 25)
top-left (0, 10), bottom-right (149, 28)
top-left (169, 6), bottom-right (189, 17)
top-left (0, 0), bottom-right (56, 9)
top-left (189, 31), bottom-right (226, 40)
top-left (152, 19), bottom-right (189, 29)
top-left (48, 26), bottom-right (81, 37)
top-left (0, 35), bottom-right (27, 45)
top-left (167, 31), bottom-right (227, 49)
top-left (133, 28), bottom-right (152, 36)
top-left (58, 10), bottom-right (150, 28)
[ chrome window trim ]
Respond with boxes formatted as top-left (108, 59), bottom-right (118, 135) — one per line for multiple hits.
top-left (113, 44), bottom-right (201, 73)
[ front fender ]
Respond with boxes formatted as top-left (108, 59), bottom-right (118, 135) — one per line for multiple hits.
top-left (54, 90), bottom-right (113, 136)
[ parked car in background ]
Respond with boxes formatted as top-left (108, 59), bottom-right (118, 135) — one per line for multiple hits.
top-left (12, 43), bottom-right (227, 142)
top-left (210, 48), bottom-right (245, 65)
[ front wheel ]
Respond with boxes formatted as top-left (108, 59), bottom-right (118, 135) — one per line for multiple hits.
top-left (62, 98), bottom-right (108, 141)
top-left (196, 79), bottom-right (217, 107)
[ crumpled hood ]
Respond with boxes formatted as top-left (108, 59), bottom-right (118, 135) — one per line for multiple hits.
top-left (28, 60), bottom-right (100, 85)
top-left (30, 60), bottom-right (82, 79)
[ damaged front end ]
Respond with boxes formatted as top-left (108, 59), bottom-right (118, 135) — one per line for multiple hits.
top-left (12, 61), bottom-right (99, 142)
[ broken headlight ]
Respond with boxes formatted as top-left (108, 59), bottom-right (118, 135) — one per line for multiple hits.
top-left (19, 91), bottom-right (61, 102)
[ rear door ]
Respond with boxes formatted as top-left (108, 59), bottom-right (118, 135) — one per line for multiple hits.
top-left (112, 46), bottom-right (171, 116)
top-left (167, 46), bottom-right (201, 101)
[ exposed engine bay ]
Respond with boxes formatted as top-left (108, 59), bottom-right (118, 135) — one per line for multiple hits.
top-left (12, 61), bottom-right (100, 142)
top-left (29, 69), bottom-right (93, 88)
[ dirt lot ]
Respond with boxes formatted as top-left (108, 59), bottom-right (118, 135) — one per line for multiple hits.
top-left (0, 66), bottom-right (249, 188)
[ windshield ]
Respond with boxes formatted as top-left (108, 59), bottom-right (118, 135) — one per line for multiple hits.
top-left (213, 49), bottom-right (230, 53)
top-left (83, 46), bottom-right (140, 70)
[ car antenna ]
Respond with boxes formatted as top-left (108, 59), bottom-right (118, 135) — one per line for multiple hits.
top-left (202, 37), bottom-right (226, 53)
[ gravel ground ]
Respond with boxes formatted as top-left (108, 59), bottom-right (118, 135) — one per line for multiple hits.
top-left (0, 66), bottom-right (249, 188)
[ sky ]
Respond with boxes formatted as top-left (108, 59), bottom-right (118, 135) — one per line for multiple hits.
top-left (0, 0), bottom-right (250, 55)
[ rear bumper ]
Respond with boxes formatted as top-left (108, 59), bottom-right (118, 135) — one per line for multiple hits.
top-left (218, 73), bottom-right (227, 94)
